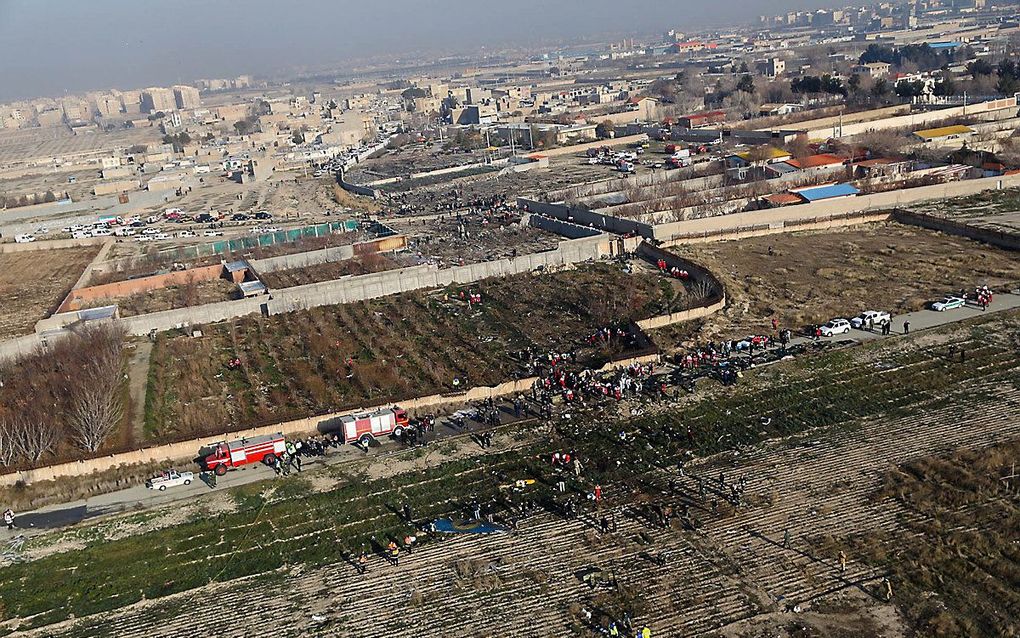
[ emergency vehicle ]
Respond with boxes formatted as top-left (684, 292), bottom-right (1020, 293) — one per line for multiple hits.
top-left (337, 407), bottom-right (409, 446)
top-left (202, 433), bottom-right (286, 475)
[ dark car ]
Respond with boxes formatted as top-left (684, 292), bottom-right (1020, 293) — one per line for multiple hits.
top-left (231, 213), bottom-right (249, 221)
top-left (254, 212), bottom-right (273, 220)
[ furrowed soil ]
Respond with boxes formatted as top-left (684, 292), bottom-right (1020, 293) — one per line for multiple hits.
top-left (0, 246), bottom-right (99, 339)
top-left (4, 311), bottom-right (1019, 638)
top-left (669, 222), bottom-right (1020, 344)
top-left (143, 263), bottom-right (684, 441)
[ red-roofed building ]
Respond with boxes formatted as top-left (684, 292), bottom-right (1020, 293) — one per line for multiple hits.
top-left (677, 110), bottom-right (726, 129)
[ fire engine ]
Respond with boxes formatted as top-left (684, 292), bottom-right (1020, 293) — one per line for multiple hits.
top-left (202, 433), bottom-right (286, 475)
top-left (336, 407), bottom-right (409, 446)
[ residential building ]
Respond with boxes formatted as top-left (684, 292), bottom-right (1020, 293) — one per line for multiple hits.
top-left (141, 87), bottom-right (176, 113)
top-left (173, 85), bottom-right (201, 110)
top-left (852, 62), bottom-right (891, 78)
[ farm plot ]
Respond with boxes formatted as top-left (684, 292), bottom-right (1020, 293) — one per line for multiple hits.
top-left (669, 222), bottom-right (1020, 343)
top-left (0, 246), bottom-right (99, 339)
top-left (6, 311), bottom-right (1020, 638)
top-left (388, 213), bottom-right (561, 267)
top-left (144, 263), bottom-right (682, 441)
top-left (78, 278), bottom-right (239, 317)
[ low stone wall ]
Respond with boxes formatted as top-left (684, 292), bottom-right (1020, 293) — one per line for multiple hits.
top-left (537, 134), bottom-right (649, 159)
top-left (893, 208), bottom-right (1020, 251)
top-left (527, 214), bottom-right (603, 239)
top-left (0, 333), bottom-right (46, 363)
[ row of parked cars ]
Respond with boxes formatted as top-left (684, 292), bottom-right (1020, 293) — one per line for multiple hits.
top-left (818, 310), bottom-right (892, 336)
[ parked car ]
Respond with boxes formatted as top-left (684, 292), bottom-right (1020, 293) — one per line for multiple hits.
top-left (145, 469), bottom-right (194, 491)
top-left (203, 230), bottom-right (224, 237)
top-left (231, 213), bottom-right (249, 221)
top-left (14, 234), bottom-right (36, 243)
top-left (254, 211), bottom-right (273, 220)
top-left (819, 318), bottom-right (851, 337)
top-left (931, 296), bottom-right (965, 312)
top-left (177, 230), bottom-right (196, 238)
top-left (142, 228), bottom-right (160, 235)
top-left (850, 310), bottom-right (891, 329)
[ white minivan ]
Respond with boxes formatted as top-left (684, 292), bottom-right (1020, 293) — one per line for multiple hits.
top-left (14, 234), bottom-right (36, 243)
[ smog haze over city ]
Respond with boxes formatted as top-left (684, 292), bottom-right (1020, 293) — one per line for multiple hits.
top-left (2, 0), bottom-right (844, 100)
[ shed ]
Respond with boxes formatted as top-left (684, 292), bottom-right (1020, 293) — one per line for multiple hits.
top-left (912, 125), bottom-right (973, 142)
top-left (791, 183), bottom-right (860, 202)
top-left (238, 281), bottom-right (268, 298)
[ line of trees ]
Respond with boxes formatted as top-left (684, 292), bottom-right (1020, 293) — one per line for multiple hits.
top-left (0, 190), bottom-right (62, 209)
top-left (0, 326), bottom-right (126, 468)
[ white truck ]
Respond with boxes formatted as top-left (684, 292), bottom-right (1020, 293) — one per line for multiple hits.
top-left (145, 469), bottom-right (195, 491)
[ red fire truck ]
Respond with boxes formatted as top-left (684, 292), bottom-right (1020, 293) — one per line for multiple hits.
top-left (202, 433), bottom-right (286, 475)
top-left (338, 407), bottom-right (409, 446)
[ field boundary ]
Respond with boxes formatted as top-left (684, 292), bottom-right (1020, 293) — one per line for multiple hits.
top-left (893, 208), bottom-right (1020, 251)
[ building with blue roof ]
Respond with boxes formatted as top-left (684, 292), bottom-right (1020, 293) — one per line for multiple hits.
top-left (791, 183), bottom-right (860, 202)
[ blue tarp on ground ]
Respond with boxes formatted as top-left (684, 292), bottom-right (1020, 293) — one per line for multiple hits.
top-left (794, 183), bottom-right (860, 202)
top-left (432, 519), bottom-right (510, 534)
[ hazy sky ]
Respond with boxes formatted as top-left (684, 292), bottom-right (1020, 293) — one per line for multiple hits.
top-left (0, 0), bottom-right (840, 101)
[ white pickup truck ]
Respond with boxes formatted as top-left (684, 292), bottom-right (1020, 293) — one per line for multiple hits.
top-left (145, 469), bottom-right (194, 491)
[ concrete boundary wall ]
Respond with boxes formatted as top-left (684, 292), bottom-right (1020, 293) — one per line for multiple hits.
top-left (338, 170), bottom-right (381, 198)
top-left (805, 97), bottom-right (1018, 139)
top-left (58, 263), bottom-right (228, 313)
top-left (247, 235), bottom-right (408, 274)
top-left (61, 234), bottom-right (612, 338)
top-left (527, 214), bottom-right (603, 239)
top-left (527, 173), bottom-right (1020, 242)
top-left (636, 297), bottom-right (727, 330)
top-left (0, 236), bottom-right (107, 253)
top-left (893, 209), bottom-right (1020, 251)
top-left (0, 333), bottom-right (46, 363)
top-left (537, 134), bottom-right (649, 159)
top-left (0, 343), bottom-right (686, 487)
top-left (662, 211), bottom-right (893, 245)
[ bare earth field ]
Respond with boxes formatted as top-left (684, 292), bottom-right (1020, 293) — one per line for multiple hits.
top-left (0, 246), bottom-right (99, 338)
top-left (144, 264), bottom-right (684, 441)
top-left (4, 312), bottom-right (1019, 638)
top-left (80, 278), bottom-right (239, 317)
top-left (672, 222), bottom-right (1020, 342)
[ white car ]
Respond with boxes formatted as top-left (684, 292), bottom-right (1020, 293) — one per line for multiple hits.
top-left (135, 235), bottom-right (154, 242)
top-left (145, 469), bottom-right (194, 491)
top-left (177, 230), bottom-right (196, 238)
top-left (154, 233), bottom-right (170, 240)
top-left (203, 230), bottom-right (224, 237)
top-left (819, 318), bottom-right (852, 337)
top-left (931, 296), bottom-right (965, 312)
top-left (142, 228), bottom-right (160, 235)
top-left (14, 234), bottom-right (36, 243)
top-left (850, 311), bottom-right (891, 329)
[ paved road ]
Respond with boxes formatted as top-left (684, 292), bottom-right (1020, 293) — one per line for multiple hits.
top-left (6, 292), bottom-right (1019, 536)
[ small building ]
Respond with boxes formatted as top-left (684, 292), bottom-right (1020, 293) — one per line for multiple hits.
top-left (790, 182), bottom-right (859, 202)
top-left (726, 146), bottom-right (792, 168)
top-left (238, 281), bottom-right (268, 298)
top-left (912, 124), bottom-right (974, 144)
top-left (758, 103), bottom-right (803, 117)
top-left (852, 62), bottom-right (891, 78)
top-left (762, 192), bottom-right (803, 207)
top-left (854, 158), bottom-right (912, 179)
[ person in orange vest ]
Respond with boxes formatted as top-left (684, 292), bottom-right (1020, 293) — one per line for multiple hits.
top-left (594, 485), bottom-right (603, 502)
top-left (387, 540), bottom-right (400, 566)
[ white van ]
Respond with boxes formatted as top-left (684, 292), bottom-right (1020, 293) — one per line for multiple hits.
top-left (14, 234), bottom-right (36, 243)
top-left (91, 228), bottom-right (113, 237)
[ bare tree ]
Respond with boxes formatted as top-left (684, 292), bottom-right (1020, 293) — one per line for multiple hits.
top-left (11, 417), bottom-right (62, 462)
top-left (68, 385), bottom-right (124, 453)
top-left (0, 418), bottom-right (18, 466)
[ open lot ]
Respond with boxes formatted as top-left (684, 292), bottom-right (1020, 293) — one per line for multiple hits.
top-left (668, 222), bottom-right (1020, 344)
top-left (910, 186), bottom-right (1020, 235)
top-left (0, 246), bottom-right (99, 338)
top-left (389, 212), bottom-right (561, 267)
top-left (144, 263), bottom-right (684, 441)
top-left (5, 312), bottom-right (1019, 638)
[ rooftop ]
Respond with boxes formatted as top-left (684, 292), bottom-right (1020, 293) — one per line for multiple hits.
top-left (791, 182), bottom-right (860, 202)
top-left (913, 125), bottom-right (974, 140)
top-left (785, 153), bottom-right (845, 169)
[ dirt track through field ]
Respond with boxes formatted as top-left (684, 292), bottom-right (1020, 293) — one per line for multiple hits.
top-left (27, 363), bottom-right (1020, 637)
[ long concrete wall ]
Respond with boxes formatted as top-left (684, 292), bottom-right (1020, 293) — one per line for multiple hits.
top-left (805, 97), bottom-right (1018, 139)
top-left (537, 134), bottom-right (649, 159)
top-left (527, 173), bottom-right (1020, 242)
top-left (247, 235), bottom-right (408, 274)
top-left (0, 236), bottom-right (107, 252)
top-left (893, 209), bottom-right (1020, 251)
top-left (82, 234), bottom-right (611, 337)
top-left (58, 263), bottom-right (228, 313)
top-left (662, 210), bottom-right (894, 245)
